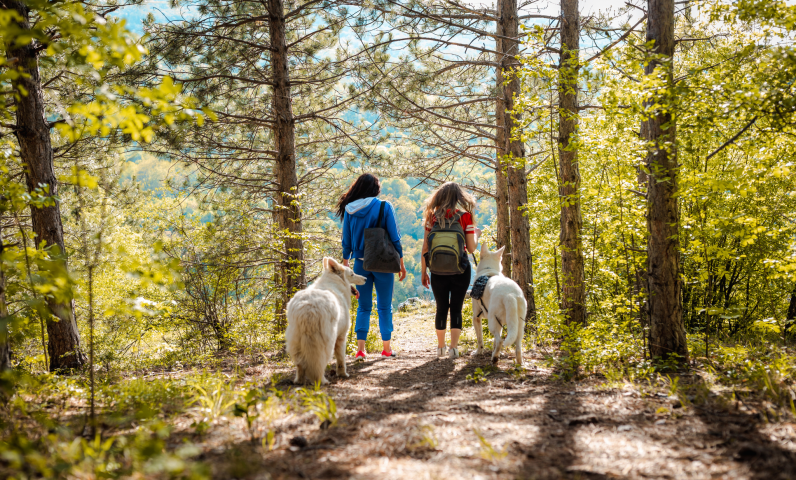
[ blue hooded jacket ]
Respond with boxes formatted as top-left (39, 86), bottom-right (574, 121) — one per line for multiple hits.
top-left (342, 197), bottom-right (403, 260)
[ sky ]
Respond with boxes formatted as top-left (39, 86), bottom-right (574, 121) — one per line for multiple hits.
top-left (117, 0), bottom-right (642, 35)
top-left (469, 0), bottom-right (640, 16)
top-left (117, 0), bottom-right (188, 34)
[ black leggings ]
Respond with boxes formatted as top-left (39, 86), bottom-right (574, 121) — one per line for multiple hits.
top-left (430, 263), bottom-right (471, 330)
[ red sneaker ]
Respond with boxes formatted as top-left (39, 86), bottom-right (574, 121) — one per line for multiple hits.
top-left (355, 350), bottom-right (366, 360)
top-left (381, 350), bottom-right (396, 358)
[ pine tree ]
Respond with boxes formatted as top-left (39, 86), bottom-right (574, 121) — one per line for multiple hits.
top-left (643, 0), bottom-right (689, 364)
top-left (5, 0), bottom-right (86, 371)
top-left (0, 220), bottom-right (9, 373)
top-left (499, 0), bottom-right (536, 325)
top-left (356, 0), bottom-right (560, 321)
top-left (557, 0), bottom-right (585, 326)
top-left (143, 0), bottom-right (384, 321)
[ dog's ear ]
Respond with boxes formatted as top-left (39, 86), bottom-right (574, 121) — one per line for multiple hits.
top-left (326, 258), bottom-right (344, 275)
top-left (322, 257), bottom-right (330, 270)
top-left (495, 246), bottom-right (506, 259)
top-left (480, 242), bottom-right (489, 256)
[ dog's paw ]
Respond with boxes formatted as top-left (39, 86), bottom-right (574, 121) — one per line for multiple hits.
top-left (491, 355), bottom-right (499, 364)
top-left (337, 369), bottom-right (349, 378)
top-left (320, 376), bottom-right (330, 385)
top-left (474, 348), bottom-right (483, 355)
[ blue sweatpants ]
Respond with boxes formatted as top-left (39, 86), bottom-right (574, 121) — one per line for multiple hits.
top-left (353, 259), bottom-right (394, 341)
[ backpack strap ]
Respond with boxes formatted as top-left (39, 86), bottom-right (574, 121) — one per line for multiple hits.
top-left (376, 200), bottom-right (386, 229)
top-left (450, 210), bottom-right (464, 226)
top-left (446, 210), bottom-right (464, 229)
top-left (436, 209), bottom-right (464, 229)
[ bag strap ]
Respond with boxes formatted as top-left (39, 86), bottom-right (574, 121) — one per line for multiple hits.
top-left (444, 211), bottom-right (464, 229)
top-left (435, 209), bottom-right (464, 229)
top-left (449, 211), bottom-right (464, 228)
top-left (376, 200), bottom-right (386, 229)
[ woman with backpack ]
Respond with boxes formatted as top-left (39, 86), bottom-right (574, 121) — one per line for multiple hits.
top-left (338, 173), bottom-right (407, 359)
top-left (421, 182), bottom-right (481, 359)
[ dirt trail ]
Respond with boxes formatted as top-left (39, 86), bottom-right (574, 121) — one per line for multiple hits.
top-left (212, 310), bottom-right (796, 480)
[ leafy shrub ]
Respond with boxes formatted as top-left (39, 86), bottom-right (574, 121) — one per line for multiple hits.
top-left (187, 376), bottom-right (238, 424)
top-left (102, 377), bottom-right (190, 425)
top-left (466, 367), bottom-right (491, 384)
top-left (0, 377), bottom-right (208, 480)
top-left (233, 384), bottom-right (288, 448)
top-left (296, 385), bottom-right (338, 428)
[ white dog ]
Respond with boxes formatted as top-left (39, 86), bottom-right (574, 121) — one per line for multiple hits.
top-left (472, 244), bottom-right (528, 365)
top-left (285, 257), bottom-right (365, 385)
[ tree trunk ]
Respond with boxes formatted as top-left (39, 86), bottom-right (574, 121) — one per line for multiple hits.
top-left (7, 1), bottom-right (85, 372)
top-left (0, 223), bottom-right (10, 374)
top-left (635, 23), bottom-right (651, 343)
top-left (644, 0), bottom-right (689, 364)
top-left (271, 266), bottom-right (285, 330)
top-left (500, 0), bottom-right (537, 327)
top-left (558, 0), bottom-right (585, 326)
top-left (635, 122), bottom-right (650, 340)
top-left (269, 0), bottom-right (305, 317)
top-left (786, 284), bottom-right (796, 341)
top-left (212, 317), bottom-right (232, 351)
top-left (494, 0), bottom-right (512, 276)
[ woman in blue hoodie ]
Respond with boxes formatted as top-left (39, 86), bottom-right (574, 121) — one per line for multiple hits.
top-left (337, 173), bottom-right (406, 359)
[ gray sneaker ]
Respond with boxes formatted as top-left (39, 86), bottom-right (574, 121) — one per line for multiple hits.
top-left (437, 346), bottom-right (447, 357)
top-left (449, 347), bottom-right (460, 359)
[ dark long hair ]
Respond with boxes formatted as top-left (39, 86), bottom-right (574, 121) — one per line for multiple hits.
top-left (336, 173), bottom-right (381, 219)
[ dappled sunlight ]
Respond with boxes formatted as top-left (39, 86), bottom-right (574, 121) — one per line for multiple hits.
top-left (2, 0), bottom-right (796, 478)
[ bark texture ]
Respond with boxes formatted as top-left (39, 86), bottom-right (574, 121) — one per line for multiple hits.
top-left (7, 1), bottom-right (85, 372)
top-left (494, 6), bottom-right (512, 276)
top-left (558, 0), bottom-right (585, 326)
top-left (644, 0), bottom-right (689, 363)
top-left (635, 123), bottom-right (650, 342)
top-left (786, 284), bottom-right (796, 340)
top-left (0, 224), bottom-right (10, 373)
top-left (500, 0), bottom-right (537, 326)
top-left (269, 0), bottom-right (305, 320)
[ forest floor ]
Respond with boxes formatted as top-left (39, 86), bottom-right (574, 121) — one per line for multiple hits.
top-left (188, 307), bottom-right (796, 480)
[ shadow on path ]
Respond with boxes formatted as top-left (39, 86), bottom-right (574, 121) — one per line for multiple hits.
top-left (245, 353), bottom-right (487, 478)
top-left (688, 376), bottom-right (796, 480)
top-left (512, 374), bottom-right (594, 480)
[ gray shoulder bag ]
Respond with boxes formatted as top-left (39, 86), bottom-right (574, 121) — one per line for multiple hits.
top-left (362, 201), bottom-right (401, 273)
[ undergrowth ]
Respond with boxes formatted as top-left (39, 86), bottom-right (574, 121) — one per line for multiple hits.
top-left (533, 313), bottom-right (796, 420)
top-left (0, 370), bottom-right (339, 480)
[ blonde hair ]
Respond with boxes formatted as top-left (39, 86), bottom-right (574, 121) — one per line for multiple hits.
top-left (423, 182), bottom-right (476, 227)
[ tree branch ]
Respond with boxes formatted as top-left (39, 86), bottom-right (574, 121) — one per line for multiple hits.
top-left (705, 116), bottom-right (757, 161)
top-left (584, 15), bottom-right (647, 65)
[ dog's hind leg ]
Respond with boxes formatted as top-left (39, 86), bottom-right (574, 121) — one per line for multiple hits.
top-left (303, 352), bottom-right (329, 386)
top-left (334, 334), bottom-right (348, 378)
top-left (294, 364), bottom-right (305, 385)
top-left (514, 296), bottom-right (528, 366)
top-left (489, 317), bottom-right (504, 364)
top-left (514, 320), bottom-right (525, 366)
top-left (473, 304), bottom-right (484, 355)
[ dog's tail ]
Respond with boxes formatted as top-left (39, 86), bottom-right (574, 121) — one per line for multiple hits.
top-left (502, 295), bottom-right (527, 346)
